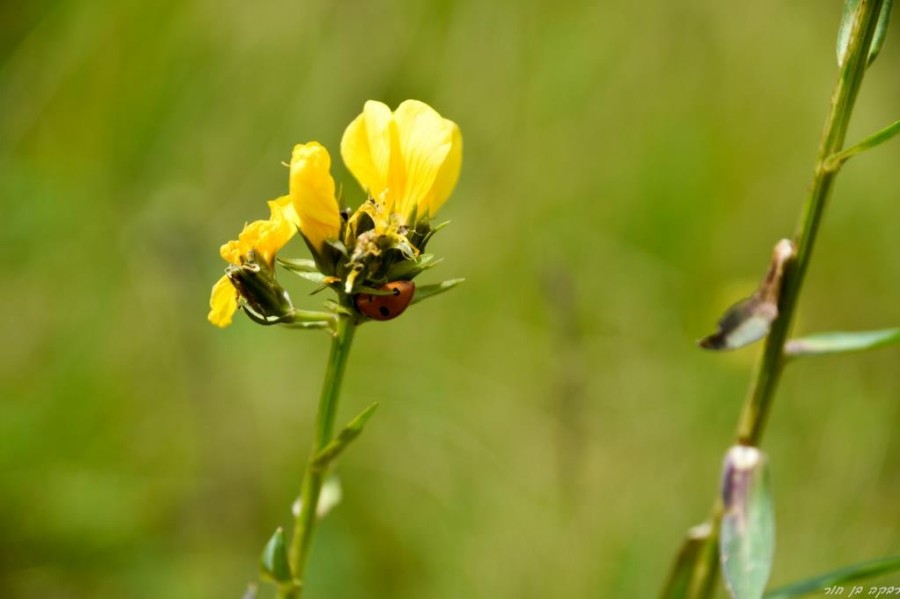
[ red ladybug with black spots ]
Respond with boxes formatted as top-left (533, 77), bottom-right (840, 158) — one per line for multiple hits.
top-left (355, 281), bottom-right (415, 321)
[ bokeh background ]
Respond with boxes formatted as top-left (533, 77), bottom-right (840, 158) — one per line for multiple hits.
top-left (2, 1), bottom-right (899, 597)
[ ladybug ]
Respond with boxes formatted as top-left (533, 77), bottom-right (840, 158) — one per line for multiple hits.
top-left (355, 281), bottom-right (415, 321)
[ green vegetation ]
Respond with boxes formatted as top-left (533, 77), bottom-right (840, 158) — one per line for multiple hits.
top-left (1, 1), bottom-right (898, 597)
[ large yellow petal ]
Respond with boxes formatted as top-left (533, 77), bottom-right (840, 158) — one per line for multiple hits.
top-left (340, 101), bottom-right (393, 204)
top-left (290, 143), bottom-right (341, 252)
top-left (419, 119), bottom-right (462, 217)
top-left (208, 275), bottom-right (238, 328)
top-left (341, 100), bottom-right (460, 221)
top-left (391, 100), bottom-right (455, 218)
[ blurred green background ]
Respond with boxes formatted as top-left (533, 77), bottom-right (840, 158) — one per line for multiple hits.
top-left (2, 1), bottom-right (899, 597)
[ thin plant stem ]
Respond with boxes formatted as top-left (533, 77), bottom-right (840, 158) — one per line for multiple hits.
top-left (663, 1), bottom-right (887, 596)
top-left (278, 310), bottom-right (357, 599)
top-left (736, 0), bottom-right (884, 446)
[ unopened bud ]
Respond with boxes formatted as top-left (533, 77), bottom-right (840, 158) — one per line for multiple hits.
top-left (226, 254), bottom-right (293, 323)
top-left (720, 445), bottom-right (775, 599)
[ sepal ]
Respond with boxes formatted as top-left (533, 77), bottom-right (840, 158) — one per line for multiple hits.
top-left (410, 278), bottom-right (465, 306)
top-left (259, 527), bottom-right (294, 586)
top-left (408, 218), bottom-right (449, 252)
top-left (386, 253), bottom-right (442, 281)
top-left (226, 252), bottom-right (293, 323)
top-left (277, 257), bottom-right (319, 273)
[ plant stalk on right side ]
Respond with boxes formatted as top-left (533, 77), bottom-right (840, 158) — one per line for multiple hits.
top-left (663, 1), bottom-right (888, 596)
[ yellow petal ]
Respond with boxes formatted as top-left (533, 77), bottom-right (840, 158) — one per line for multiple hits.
top-left (340, 101), bottom-right (393, 203)
top-left (258, 195), bottom-right (299, 264)
top-left (219, 196), bottom-right (297, 266)
top-left (290, 143), bottom-right (341, 252)
top-left (420, 119), bottom-right (462, 217)
top-left (391, 100), bottom-right (455, 218)
top-left (341, 100), bottom-right (460, 221)
top-left (208, 275), bottom-right (238, 328)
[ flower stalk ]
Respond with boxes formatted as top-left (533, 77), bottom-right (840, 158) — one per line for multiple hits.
top-left (276, 308), bottom-right (356, 599)
top-left (663, 0), bottom-right (888, 595)
top-left (208, 99), bottom-right (463, 597)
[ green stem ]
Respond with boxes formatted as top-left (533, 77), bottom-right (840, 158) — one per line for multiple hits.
top-left (278, 312), bottom-right (357, 599)
top-left (736, 0), bottom-right (883, 446)
top-left (663, 1), bottom-right (887, 596)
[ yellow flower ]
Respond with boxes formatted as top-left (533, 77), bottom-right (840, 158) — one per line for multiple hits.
top-left (340, 100), bottom-right (462, 223)
top-left (207, 196), bottom-right (298, 328)
top-left (211, 99), bottom-right (462, 328)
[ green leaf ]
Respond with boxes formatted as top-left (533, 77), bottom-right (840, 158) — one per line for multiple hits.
top-left (311, 403), bottom-right (379, 470)
top-left (826, 119), bottom-right (900, 170)
top-left (785, 327), bottom-right (900, 358)
top-left (764, 554), bottom-right (900, 598)
top-left (720, 446), bottom-right (775, 599)
top-left (660, 523), bottom-right (720, 599)
top-left (323, 299), bottom-right (353, 317)
top-left (869, 0), bottom-right (893, 65)
top-left (277, 257), bottom-right (320, 273)
top-left (409, 278), bottom-right (465, 306)
top-left (289, 270), bottom-right (330, 285)
top-left (386, 253), bottom-right (443, 280)
top-left (838, 0), bottom-right (893, 68)
top-left (260, 527), bottom-right (292, 584)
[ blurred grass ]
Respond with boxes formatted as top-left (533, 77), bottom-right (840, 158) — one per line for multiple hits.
top-left (1, 1), bottom-right (899, 597)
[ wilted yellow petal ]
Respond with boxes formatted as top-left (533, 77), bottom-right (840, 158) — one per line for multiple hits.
top-left (257, 195), bottom-right (298, 264)
top-left (289, 143), bottom-right (341, 252)
top-left (208, 275), bottom-right (238, 328)
top-left (219, 196), bottom-right (297, 266)
top-left (341, 100), bottom-right (393, 203)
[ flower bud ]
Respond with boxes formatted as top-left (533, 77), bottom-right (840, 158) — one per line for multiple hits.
top-left (226, 251), bottom-right (293, 323)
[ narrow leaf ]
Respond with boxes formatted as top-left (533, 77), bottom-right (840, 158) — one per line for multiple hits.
top-left (288, 270), bottom-right (330, 285)
top-left (838, 0), bottom-right (893, 67)
top-left (322, 299), bottom-right (353, 317)
top-left (826, 119), bottom-right (900, 169)
top-left (785, 327), bottom-right (900, 358)
top-left (764, 554), bottom-right (900, 598)
top-left (277, 257), bottom-right (320, 273)
top-left (869, 0), bottom-right (893, 65)
top-left (387, 253), bottom-right (442, 280)
top-left (660, 523), bottom-right (720, 599)
top-left (311, 403), bottom-right (379, 470)
top-left (260, 527), bottom-right (292, 583)
top-left (720, 446), bottom-right (776, 599)
top-left (409, 278), bottom-right (465, 306)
